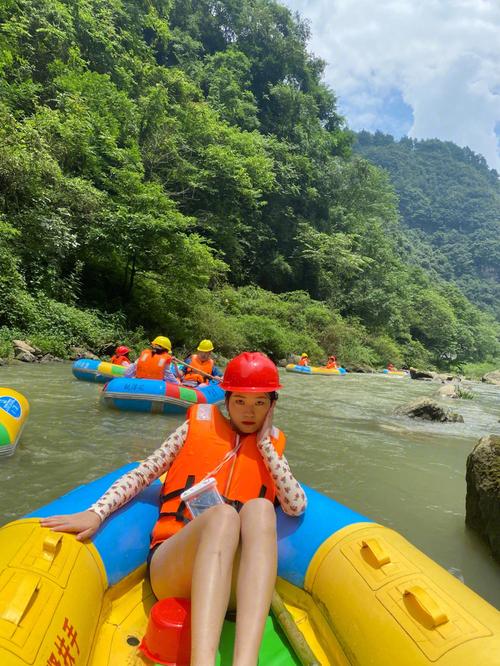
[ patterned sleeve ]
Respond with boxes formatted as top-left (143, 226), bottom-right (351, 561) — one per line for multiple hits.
top-left (89, 421), bottom-right (189, 522)
top-left (124, 360), bottom-right (137, 378)
top-left (257, 436), bottom-right (307, 516)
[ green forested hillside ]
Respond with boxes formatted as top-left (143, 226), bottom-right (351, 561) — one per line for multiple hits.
top-left (0, 0), bottom-right (498, 368)
top-left (355, 131), bottom-right (500, 320)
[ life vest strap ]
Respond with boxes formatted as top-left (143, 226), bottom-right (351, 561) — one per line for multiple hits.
top-left (159, 511), bottom-right (191, 525)
top-left (160, 488), bottom-right (184, 503)
top-left (222, 497), bottom-right (243, 512)
top-left (159, 474), bottom-right (195, 523)
top-left (160, 474), bottom-right (195, 503)
top-left (221, 484), bottom-right (267, 512)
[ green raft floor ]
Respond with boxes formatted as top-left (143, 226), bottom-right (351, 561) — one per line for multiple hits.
top-left (154, 615), bottom-right (301, 665)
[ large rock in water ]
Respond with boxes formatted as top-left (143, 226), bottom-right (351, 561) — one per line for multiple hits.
top-left (343, 364), bottom-right (375, 373)
top-left (409, 367), bottom-right (435, 380)
top-left (466, 434), bottom-right (500, 562)
top-left (435, 373), bottom-right (461, 382)
top-left (394, 397), bottom-right (464, 422)
top-left (482, 370), bottom-right (500, 386)
top-left (436, 383), bottom-right (459, 399)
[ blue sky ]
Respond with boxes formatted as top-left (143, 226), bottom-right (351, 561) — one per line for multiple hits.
top-left (281, 0), bottom-right (500, 171)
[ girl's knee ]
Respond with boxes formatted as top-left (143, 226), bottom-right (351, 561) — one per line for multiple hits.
top-left (203, 503), bottom-right (240, 535)
top-left (241, 497), bottom-right (275, 518)
top-left (240, 498), bottom-right (276, 533)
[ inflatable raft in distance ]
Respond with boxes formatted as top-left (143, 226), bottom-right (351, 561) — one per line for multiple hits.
top-left (72, 359), bottom-right (126, 383)
top-left (285, 363), bottom-right (347, 376)
top-left (382, 369), bottom-right (409, 377)
top-left (101, 377), bottom-right (225, 414)
top-left (0, 388), bottom-right (29, 457)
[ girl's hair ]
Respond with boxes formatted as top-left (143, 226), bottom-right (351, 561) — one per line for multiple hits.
top-left (225, 391), bottom-right (278, 403)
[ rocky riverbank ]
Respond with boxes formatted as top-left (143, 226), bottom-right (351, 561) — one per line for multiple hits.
top-left (1, 339), bottom-right (102, 365)
top-left (2, 340), bottom-right (499, 391)
top-left (8, 340), bottom-right (65, 364)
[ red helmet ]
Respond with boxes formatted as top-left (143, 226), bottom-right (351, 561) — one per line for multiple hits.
top-left (116, 345), bottom-right (130, 356)
top-left (220, 352), bottom-right (282, 392)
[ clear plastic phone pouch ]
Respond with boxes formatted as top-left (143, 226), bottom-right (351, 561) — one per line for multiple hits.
top-left (180, 477), bottom-right (224, 519)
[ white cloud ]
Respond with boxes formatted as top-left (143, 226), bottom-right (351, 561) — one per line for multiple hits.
top-left (281, 0), bottom-right (500, 170)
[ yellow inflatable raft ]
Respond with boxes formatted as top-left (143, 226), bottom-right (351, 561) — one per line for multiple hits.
top-left (383, 369), bottom-right (409, 377)
top-left (285, 364), bottom-right (347, 376)
top-left (0, 388), bottom-right (29, 457)
top-left (0, 466), bottom-right (499, 665)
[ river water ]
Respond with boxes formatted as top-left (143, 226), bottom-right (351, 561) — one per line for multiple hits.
top-left (1, 363), bottom-right (499, 608)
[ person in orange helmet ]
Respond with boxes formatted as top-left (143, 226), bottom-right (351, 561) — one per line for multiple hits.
top-left (110, 345), bottom-right (131, 367)
top-left (41, 352), bottom-right (306, 666)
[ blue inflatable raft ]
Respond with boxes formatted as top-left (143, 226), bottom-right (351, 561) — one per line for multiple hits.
top-left (101, 377), bottom-right (225, 414)
top-left (72, 359), bottom-right (127, 383)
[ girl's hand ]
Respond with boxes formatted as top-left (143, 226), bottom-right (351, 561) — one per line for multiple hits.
top-left (257, 403), bottom-right (276, 445)
top-left (40, 510), bottom-right (102, 541)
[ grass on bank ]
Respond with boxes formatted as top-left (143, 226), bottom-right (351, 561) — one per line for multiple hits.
top-left (460, 359), bottom-right (500, 380)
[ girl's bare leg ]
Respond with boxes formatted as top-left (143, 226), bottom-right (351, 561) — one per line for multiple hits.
top-left (149, 503), bottom-right (240, 666)
top-left (232, 498), bottom-right (278, 666)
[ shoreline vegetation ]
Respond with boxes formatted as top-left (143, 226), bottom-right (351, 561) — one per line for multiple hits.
top-left (0, 311), bottom-right (500, 383)
top-left (0, 0), bottom-right (499, 377)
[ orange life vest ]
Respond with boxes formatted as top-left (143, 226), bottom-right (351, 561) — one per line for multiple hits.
top-left (136, 349), bottom-right (172, 380)
top-left (298, 358), bottom-right (309, 367)
top-left (150, 403), bottom-right (286, 547)
top-left (183, 354), bottom-right (214, 384)
top-left (325, 361), bottom-right (337, 369)
top-left (110, 354), bottom-right (130, 367)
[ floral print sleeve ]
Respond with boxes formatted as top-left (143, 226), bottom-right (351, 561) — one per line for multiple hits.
top-left (89, 421), bottom-right (189, 522)
top-left (257, 435), bottom-right (307, 516)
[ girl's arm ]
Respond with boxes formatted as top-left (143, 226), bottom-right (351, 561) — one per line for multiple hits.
top-left (40, 421), bottom-right (189, 539)
top-left (257, 437), bottom-right (307, 516)
top-left (124, 360), bottom-right (137, 377)
top-left (90, 421), bottom-right (188, 521)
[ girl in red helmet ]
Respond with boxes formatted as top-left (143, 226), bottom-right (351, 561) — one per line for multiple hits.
top-left (110, 345), bottom-right (131, 367)
top-left (41, 352), bottom-right (306, 666)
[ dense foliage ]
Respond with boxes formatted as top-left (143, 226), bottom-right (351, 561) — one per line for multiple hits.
top-left (355, 132), bottom-right (500, 320)
top-left (0, 0), bottom-right (498, 368)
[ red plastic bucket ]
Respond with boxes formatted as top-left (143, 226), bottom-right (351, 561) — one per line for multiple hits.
top-left (139, 597), bottom-right (191, 665)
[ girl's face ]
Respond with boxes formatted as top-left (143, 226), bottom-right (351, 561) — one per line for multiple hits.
top-left (228, 392), bottom-right (272, 434)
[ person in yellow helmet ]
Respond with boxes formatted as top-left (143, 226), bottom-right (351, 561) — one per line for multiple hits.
top-left (181, 339), bottom-right (223, 386)
top-left (125, 336), bottom-right (181, 383)
top-left (298, 353), bottom-right (309, 367)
